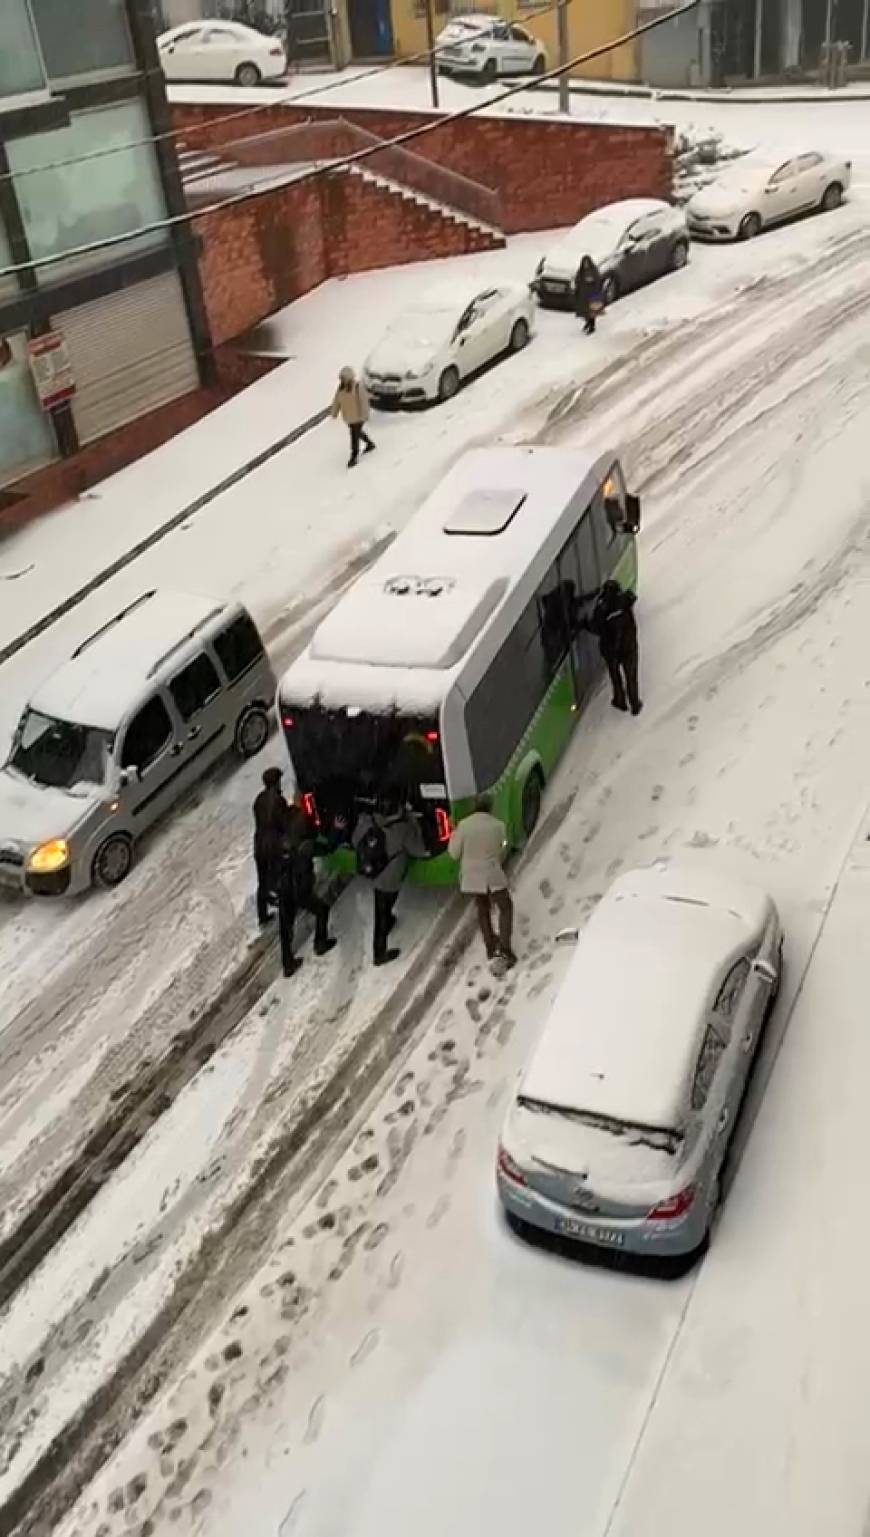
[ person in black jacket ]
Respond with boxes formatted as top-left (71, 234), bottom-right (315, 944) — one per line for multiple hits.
top-left (252, 766), bottom-right (292, 926)
top-left (588, 579), bottom-right (643, 715)
top-left (276, 799), bottom-right (337, 977)
top-left (573, 255), bottom-right (604, 335)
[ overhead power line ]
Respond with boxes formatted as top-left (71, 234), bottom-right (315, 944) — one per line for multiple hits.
top-left (0, 0), bottom-right (698, 281)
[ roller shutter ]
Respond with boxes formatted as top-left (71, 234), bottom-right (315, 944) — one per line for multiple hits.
top-left (54, 271), bottom-right (199, 447)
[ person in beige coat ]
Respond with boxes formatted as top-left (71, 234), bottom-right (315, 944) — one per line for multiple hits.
top-left (449, 795), bottom-right (516, 967)
top-left (330, 365), bottom-right (376, 468)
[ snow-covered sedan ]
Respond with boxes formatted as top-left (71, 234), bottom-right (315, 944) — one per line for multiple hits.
top-left (531, 198), bottom-right (689, 310)
top-left (158, 21), bottom-right (286, 86)
top-left (436, 14), bottom-right (546, 80)
top-left (362, 283), bottom-right (534, 406)
top-left (687, 150), bottom-right (851, 240)
top-left (498, 863), bottom-right (783, 1269)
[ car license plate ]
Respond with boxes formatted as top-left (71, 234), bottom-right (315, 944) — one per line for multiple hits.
top-left (557, 1217), bottom-right (624, 1246)
top-left (543, 279), bottom-right (567, 291)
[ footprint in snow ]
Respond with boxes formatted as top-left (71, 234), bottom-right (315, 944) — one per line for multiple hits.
top-left (428, 1194), bottom-right (451, 1229)
top-left (350, 1330), bottom-right (380, 1368)
top-left (365, 1223), bottom-right (390, 1251)
top-left (279, 1492), bottom-right (307, 1536)
top-left (303, 1396), bottom-right (325, 1445)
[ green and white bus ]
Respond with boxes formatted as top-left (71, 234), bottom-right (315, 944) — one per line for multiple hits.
top-left (278, 444), bottom-right (640, 885)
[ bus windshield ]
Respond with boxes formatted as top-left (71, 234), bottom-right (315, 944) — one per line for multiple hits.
top-left (282, 703), bottom-right (448, 847)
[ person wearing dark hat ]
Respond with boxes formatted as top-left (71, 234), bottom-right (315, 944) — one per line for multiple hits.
top-left (252, 766), bottom-right (292, 926)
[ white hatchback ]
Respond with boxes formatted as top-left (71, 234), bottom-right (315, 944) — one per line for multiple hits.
top-left (687, 150), bottom-right (852, 240)
top-left (436, 14), bottom-right (546, 80)
top-left (158, 21), bottom-right (286, 87)
top-left (363, 283), bottom-right (534, 406)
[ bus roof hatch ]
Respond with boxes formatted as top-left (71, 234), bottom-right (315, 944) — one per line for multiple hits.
top-left (443, 488), bottom-right (527, 537)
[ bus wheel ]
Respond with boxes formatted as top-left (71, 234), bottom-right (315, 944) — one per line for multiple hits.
top-left (521, 771), bottom-right (543, 840)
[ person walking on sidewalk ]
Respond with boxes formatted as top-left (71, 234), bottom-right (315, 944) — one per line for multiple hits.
top-left (573, 255), bottom-right (604, 336)
top-left (353, 795), bottom-right (427, 967)
top-left (252, 765), bottom-right (292, 927)
top-left (330, 365), bottom-right (376, 468)
top-left (587, 578), bottom-right (643, 715)
top-left (449, 795), bottom-right (516, 968)
top-left (276, 798), bottom-right (337, 977)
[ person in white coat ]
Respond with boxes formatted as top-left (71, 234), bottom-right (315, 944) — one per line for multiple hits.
top-left (448, 795), bottom-right (516, 966)
top-left (330, 365), bottom-right (376, 468)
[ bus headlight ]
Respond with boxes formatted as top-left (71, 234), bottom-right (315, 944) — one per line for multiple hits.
top-left (27, 837), bottom-right (70, 874)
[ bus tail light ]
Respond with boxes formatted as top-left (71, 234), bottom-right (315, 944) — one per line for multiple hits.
top-left (302, 792), bottom-right (320, 827)
top-left (425, 730), bottom-right (440, 743)
top-left (435, 808), bottom-right (452, 844)
top-left (282, 715), bottom-right (295, 729)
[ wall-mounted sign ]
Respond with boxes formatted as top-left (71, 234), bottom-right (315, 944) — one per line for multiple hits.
top-left (28, 331), bottom-right (76, 411)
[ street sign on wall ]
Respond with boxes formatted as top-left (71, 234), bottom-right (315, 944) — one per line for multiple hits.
top-left (28, 331), bottom-right (76, 411)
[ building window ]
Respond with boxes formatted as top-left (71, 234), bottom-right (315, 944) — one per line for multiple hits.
top-left (8, 98), bottom-right (169, 283)
top-left (0, 1), bottom-right (47, 98)
top-left (30, 0), bottom-right (135, 85)
top-left (0, 333), bottom-right (57, 489)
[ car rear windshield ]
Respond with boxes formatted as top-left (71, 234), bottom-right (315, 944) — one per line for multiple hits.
top-left (517, 1096), bottom-right (682, 1155)
top-left (10, 709), bottom-right (111, 791)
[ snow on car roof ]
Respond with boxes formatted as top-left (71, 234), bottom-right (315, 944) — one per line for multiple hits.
top-left (520, 863), bottom-right (773, 1132)
top-left (280, 443), bottom-right (605, 713)
top-left (32, 590), bottom-right (231, 732)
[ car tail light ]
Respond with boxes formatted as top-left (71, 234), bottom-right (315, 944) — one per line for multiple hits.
top-left (435, 807), bottom-right (452, 844)
top-left (302, 791), bottom-right (320, 827)
top-left (497, 1145), bottom-right (527, 1186)
top-left (648, 1186), bottom-right (695, 1221)
top-left (269, 45), bottom-right (283, 55)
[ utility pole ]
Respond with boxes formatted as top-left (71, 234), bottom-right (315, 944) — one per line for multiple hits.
top-left (557, 0), bottom-right (570, 115)
top-left (825, 0), bottom-right (834, 50)
top-left (862, 0), bottom-right (869, 60)
top-left (424, 0), bottom-right (440, 110)
top-left (753, 0), bottom-right (763, 78)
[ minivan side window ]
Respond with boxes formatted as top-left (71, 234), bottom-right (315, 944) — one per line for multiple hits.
top-left (714, 959), bottom-right (751, 1028)
top-left (691, 1023), bottom-right (727, 1111)
top-left (120, 696), bottom-right (172, 770)
top-left (170, 652), bottom-right (221, 722)
top-left (213, 613), bottom-right (264, 683)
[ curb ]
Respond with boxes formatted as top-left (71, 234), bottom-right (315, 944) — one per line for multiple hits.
top-left (0, 407), bottom-right (330, 670)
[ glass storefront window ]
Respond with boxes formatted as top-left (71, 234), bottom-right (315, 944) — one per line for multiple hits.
top-left (30, 0), bottom-right (134, 84)
top-left (8, 99), bottom-right (169, 283)
top-left (0, 334), bottom-right (57, 488)
top-left (0, 1), bottom-right (47, 98)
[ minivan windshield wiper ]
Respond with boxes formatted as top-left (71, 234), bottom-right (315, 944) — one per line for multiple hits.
top-left (517, 1096), bottom-right (681, 1154)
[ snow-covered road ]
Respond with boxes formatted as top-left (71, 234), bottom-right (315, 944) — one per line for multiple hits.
top-left (3, 184), bottom-right (867, 1535)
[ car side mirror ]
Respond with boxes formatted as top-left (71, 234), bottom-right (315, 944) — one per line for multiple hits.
top-left (623, 493), bottom-right (641, 533)
top-left (119, 766), bottom-right (138, 787)
top-left (554, 926), bottom-right (579, 945)
top-left (752, 958), bottom-right (778, 987)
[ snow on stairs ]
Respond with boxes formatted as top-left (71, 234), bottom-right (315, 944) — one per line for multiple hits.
top-left (336, 163), bottom-right (505, 254)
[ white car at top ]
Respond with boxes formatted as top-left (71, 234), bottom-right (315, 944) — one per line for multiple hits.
top-left (687, 149), bottom-right (852, 241)
top-left (362, 283), bottom-right (534, 407)
top-left (157, 21), bottom-right (286, 86)
top-left (436, 14), bottom-right (546, 80)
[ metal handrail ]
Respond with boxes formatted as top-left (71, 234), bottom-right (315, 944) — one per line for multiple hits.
top-left (210, 117), bottom-right (503, 230)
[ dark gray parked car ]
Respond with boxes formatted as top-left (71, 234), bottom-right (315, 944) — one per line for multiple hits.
top-left (531, 197), bottom-right (690, 310)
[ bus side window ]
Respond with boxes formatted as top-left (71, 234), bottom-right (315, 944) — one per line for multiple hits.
top-left (465, 595), bottom-right (548, 789)
top-left (535, 561), bottom-right (571, 673)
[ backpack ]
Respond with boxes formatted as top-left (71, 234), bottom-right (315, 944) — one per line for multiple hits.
top-left (356, 821), bottom-right (388, 880)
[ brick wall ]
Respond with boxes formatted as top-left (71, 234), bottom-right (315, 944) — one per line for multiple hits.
top-left (174, 102), bottom-right (673, 236)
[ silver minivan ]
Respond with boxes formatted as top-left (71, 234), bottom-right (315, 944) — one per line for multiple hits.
top-left (497, 863), bottom-right (782, 1266)
top-left (0, 589), bottom-right (276, 896)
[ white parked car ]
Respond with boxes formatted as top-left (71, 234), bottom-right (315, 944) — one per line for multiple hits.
top-left (532, 198), bottom-right (689, 309)
top-left (363, 283), bottom-right (534, 406)
top-left (687, 150), bottom-right (852, 241)
top-left (157, 21), bottom-right (286, 86)
top-left (436, 14), bottom-right (546, 80)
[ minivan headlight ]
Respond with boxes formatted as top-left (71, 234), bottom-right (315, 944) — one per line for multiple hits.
top-left (28, 837), bottom-right (70, 873)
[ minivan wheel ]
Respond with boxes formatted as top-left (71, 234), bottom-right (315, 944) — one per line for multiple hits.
top-left (521, 770), bottom-right (544, 840)
top-left (235, 61), bottom-right (262, 87)
top-left (438, 365), bottom-right (461, 402)
top-left (738, 211), bottom-right (762, 240)
top-left (93, 833), bottom-right (133, 890)
top-left (235, 705), bottom-right (270, 758)
top-left (821, 181), bottom-right (843, 212)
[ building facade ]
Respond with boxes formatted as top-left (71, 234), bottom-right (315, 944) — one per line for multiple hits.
top-left (639, 0), bottom-right (869, 87)
top-left (0, 0), bottom-right (209, 498)
top-left (381, 0), bottom-right (638, 80)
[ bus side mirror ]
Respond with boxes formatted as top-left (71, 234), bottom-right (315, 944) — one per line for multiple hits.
top-left (623, 493), bottom-right (641, 533)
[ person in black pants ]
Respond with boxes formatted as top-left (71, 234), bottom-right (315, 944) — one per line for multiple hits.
top-left (252, 766), bottom-right (291, 926)
top-left (573, 254), bottom-right (604, 335)
top-left (276, 801), bottom-right (337, 977)
top-left (587, 579), bottom-right (643, 715)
